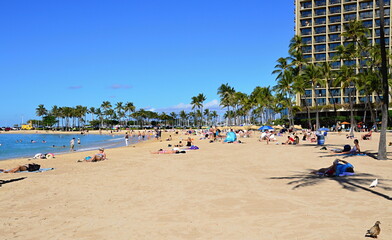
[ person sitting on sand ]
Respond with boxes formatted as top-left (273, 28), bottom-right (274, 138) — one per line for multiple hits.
top-left (186, 137), bottom-right (193, 147)
top-left (78, 148), bottom-right (107, 162)
top-left (331, 139), bottom-right (361, 154)
top-left (312, 159), bottom-right (354, 177)
top-left (282, 136), bottom-right (296, 145)
top-left (361, 130), bottom-right (373, 140)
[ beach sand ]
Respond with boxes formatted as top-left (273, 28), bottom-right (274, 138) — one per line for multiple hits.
top-left (1, 130), bottom-right (391, 239)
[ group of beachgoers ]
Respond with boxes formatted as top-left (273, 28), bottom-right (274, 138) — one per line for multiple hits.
top-left (0, 126), bottom-right (374, 179)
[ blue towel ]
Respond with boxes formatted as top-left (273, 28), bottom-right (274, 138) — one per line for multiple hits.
top-left (335, 153), bottom-right (366, 156)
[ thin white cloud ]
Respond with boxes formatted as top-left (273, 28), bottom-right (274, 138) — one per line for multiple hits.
top-left (110, 84), bottom-right (132, 89)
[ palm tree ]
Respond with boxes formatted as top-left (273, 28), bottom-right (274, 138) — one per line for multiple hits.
top-left (272, 57), bottom-right (291, 81)
top-left (377, 0), bottom-right (389, 160)
top-left (124, 102), bottom-right (135, 126)
top-left (334, 65), bottom-right (357, 137)
top-left (51, 105), bottom-right (61, 130)
top-left (273, 69), bottom-right (296, 126)
top-left (217, 83), bottom-right (235, 126)
top-left (179, 110), bottom-right (188, 127)
top-left (211, 111), bottom-right (218, 126)
top-left (100, 101), bottom-right (112, 128)
top-left (115, 102), bottom-right (124, 126)
top-left (36, 104), bottom-right (47, 128)
top-left (170, 112), bottom-right (178, 126)
top-left (302, 63), bottom-right (325, 130)
top-left (197, 93), bottom-right (206, 125)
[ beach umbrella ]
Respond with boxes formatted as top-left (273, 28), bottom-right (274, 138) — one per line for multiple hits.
top-left (293, 125), bottom-right (303, 130)
top-left (318, 127), bottom-right (329, 131)
top-left (341, 121), bottom-right (350, 124)
top-left (258, 125), bottom-right (273, 131)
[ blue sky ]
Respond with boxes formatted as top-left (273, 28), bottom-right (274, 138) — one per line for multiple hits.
top-left (0, 0), bottom-right (294, 126)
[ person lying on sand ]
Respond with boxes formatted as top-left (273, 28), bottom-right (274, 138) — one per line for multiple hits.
top-left (311, 159), bottom-right (354, 177)
top-left (78, 148), bottom-right (107, 162)
top-left (151, 148), bottom-right (186, 154)
top-left (1, 163), bottom-right (41, 173)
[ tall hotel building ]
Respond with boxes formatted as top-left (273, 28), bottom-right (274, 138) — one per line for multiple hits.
top-left (294, 0), bottom-right (391, 108)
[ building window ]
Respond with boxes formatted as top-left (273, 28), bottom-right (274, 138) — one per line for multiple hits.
top-left (330, 89), bottom-right (341, 96)
top-left (329, 43), bottom-right (340, 50)
top-left (376, 0), bottom-right (391, 7)
top-left (314, 17), bottom-right (327, 25)
top-left (329, 33), bottom-right (340, 41)
top-left (315, 53), bottom-right (327, 61)
top-left (315, 26), bottom-right (326, 34)
top-left (376, 18), bottom-right (390, 26)
top-left (301, 20), bottom-right (312, 27)
top-left (315, 8), bottom-right (327, 16)
top-left (360, 2), bottom-right (373, 9)
top-left (301, 10), bottom-right (312, 18)
top-left (329, 97), bottom-right (341, 104)
top-left (301, 2), bottom-right (312, 9)
top-left (315, 35), bottom-right (326, 43)
top-left (375, 28), bottom-right (390, 36)
top-left (302, 46), bottom-right (312, 53)
top-left (315, 0), bottom-right (326, 6)
top-left (301, 28), bottom-right (312, 36)
top-left (376, 9), bottom-right (391, 17)
top-left (344, 60), bottom-right (356, 66)
top-left (305, 90), bottom-right (312, 98)
top-left (316, 98), bottom-right (327, 105)
top-left (316, 89), bottom-right (327, 97)
top-left (344, 4), bottom-right (357, 12)
top-left (363, 20), bottom-right (373, 28)
top-left (344, 13), bottom-right (357, 21)
top-left (302, 37), bottom-right (312, 44)
top-left (329, 6), bottom-right (341, 14)
top-left (329, 15), bottom-right (342, 23)
top-left (331, 61), bottom-right (341, 69)
top-left (315, 45), bottom-right (326, 52)
top-left (375, 38), bottom-right (390, 45)
top-left (344, 88), bottom-right (356, 96)
top-left (329, 24), bottom-right (341, 32)
top-left (329, 52), bottom-right (337, 58)
top-left (360, 11), bottom-right (373, 19)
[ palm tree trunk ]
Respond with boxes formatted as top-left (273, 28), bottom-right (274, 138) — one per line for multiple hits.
top-left (349, 91), bottom-right (355, 137)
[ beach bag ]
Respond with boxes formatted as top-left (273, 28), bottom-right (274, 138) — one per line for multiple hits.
top-left (343, 145), bottom-right (351, 152)
top-left (27, 163), bottom-right (41, 172)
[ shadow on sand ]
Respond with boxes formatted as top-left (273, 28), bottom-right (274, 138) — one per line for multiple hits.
top-left (0, 177), bottom-right (26, 187)
top-left (270, 171), bottom-right (392, 201)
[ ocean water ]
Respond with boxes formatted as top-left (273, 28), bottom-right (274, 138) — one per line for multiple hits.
top-left (0, 133), bottom-right (140, 160)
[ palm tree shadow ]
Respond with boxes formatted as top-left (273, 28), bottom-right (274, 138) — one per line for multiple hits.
top-left (0, 177), bottom-right (26, 187)
top-left (270, 171), bottom-right (392, 200)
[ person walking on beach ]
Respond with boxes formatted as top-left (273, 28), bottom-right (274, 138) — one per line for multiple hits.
top-left (125, 132), bottom-right (129, 146)
top-left (70, 138), bottom-right (75, 151)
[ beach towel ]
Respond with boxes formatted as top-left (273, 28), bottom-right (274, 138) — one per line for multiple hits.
top-left (335, 153), bottom-right (366, 156)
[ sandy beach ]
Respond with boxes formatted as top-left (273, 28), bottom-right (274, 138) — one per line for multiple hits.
top-left (1, 130), bottom-right (391, 239)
